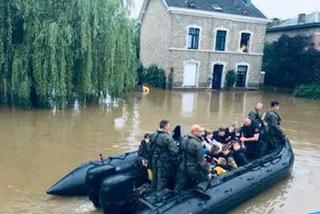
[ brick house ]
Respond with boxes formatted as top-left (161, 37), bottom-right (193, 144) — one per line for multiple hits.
top-left (266, 12), bottom-right (320, 51)
top-left (138, 0), bottom-right (269, 89)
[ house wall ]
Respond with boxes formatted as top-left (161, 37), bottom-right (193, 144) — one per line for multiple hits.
top-left (168, 13), bottom-right (266, 88)
top-left (140, 0), bottom-right (267, 88)
top-left (140, 0), bottom-right (171, 73)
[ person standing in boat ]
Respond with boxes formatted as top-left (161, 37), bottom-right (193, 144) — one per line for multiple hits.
top-left (239, 118), bottom-right (261, 160)
top-left (175, 124), bottom-right (211, 192)
top-left (248, 102), bottom-right (264, 128)
top-left (263, 101), bottom-right (286, 149)
top-left (149, 120), bottom-right (179, 191)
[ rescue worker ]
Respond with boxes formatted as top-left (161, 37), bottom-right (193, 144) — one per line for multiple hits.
top-left (149, 120), bottom-right (179, 191)
top-left (175, 124), bottom-right (211, 192)
top-left (264, 101), bottom-right (286, 149)
top-left (239, 118), bottom-right (261, 160)
top-left (248, 102), bottom-right (264, 128)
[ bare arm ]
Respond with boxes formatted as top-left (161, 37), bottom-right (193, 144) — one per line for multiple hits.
top-left (241, 133), bottom-right (260, 142)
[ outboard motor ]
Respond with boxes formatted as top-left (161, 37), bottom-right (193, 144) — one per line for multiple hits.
top-left (99, 174), bottom-right (136, 214)
top-left (85, 164), bottom-right (116, 207)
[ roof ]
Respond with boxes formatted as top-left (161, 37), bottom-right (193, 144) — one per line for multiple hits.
top-left (164, 0), bottom-right (267, 19)
top-left (268, 12), bottom-right (320, 32)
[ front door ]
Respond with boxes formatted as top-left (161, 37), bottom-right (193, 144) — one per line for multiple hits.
top-left (183, 62), bottom-right (197, 87)
top-left (212, 64), bottom-right (223, 89)
top-left (236, 65), bottom-right (248, 87)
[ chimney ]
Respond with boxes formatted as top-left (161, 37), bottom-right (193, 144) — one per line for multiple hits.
top-left (298, 13), bottom-right (306, 24)
top-left (271, 18), bottom-right (280, 27)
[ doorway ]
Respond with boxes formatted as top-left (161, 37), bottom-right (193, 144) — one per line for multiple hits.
top-left (212, 64), bottom-right (224, 89)
top-left (236, 65), bottom-right (248, 87)
top-left (183, 62), bottom-right (198, 87)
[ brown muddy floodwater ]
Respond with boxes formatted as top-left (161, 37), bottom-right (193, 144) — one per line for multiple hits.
top-left (0, 89), bottom-right (320, 214)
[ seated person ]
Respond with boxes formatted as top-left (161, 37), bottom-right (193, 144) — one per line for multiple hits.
top-left (239, 118), bottom-right (261, 160)
top-left (232, 141), bottom-right (250, 166)
top-left (212, 127), bottom-right (227, 144)
top-left (211, 145), bottom-right (238, 176)
top-left (225, 125), bottom-right (237, 143)
top-left (138, 133), bottom-right (153, 180)
top-left (220, 144), bottom-right (238, 170)
top-left (203, 130), bottom-right (223, 154)
top-left (138, 133), bottom-right (151, 162)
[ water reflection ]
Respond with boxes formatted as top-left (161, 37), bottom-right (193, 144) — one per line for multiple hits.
top-left (181, 93), bottom-right (197, 117)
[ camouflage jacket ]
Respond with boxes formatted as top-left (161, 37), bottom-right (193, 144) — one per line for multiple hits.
top-left (248, 108), bottom-right (263, 126)
top-left (179, 135), bottom-right (209, 174)
top-left (149, 130), bottom-right (179, 163)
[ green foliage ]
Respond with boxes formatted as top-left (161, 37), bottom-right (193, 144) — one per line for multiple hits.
top-left (0, 0), bottom-right (137, 109)
top-left (167, 67), bottom-right (174, 90)
top-left (144, 65), bottom-right (166, 89)
top-left (225, 70), bottom-right (236, 89)
top-left (263, 35), bottom-right (320, 88)
top-left (294, 85), bottom-right (320, 100)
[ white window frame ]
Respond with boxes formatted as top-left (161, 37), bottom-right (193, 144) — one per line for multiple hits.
top-left (183, 59), bottom-right (201, 87)
top-left (238, 31), bottom-right (253, 53)
top-left (210, 61), bottom-right (227, 88)
top-left (235, 62), bottom-right (250, 88)
top-left (213, 28), bottom-right (229, 52)
top-left (185, 25), bottom-right (202, 50)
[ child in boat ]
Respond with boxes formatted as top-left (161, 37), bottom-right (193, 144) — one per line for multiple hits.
top-left (208, 143), bottom-right (238, 176)
top-left (212, 127), bottom-right (227, 144)
top-left (232, 141), bottom-right (250, 167)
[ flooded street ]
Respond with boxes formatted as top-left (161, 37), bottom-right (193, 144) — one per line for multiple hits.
top-left (0, 89), bottom-right (320, 214)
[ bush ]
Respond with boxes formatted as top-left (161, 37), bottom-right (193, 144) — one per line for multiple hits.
top-left (167, 67), bottom-right (174, 90)
top-left (294, 85), bottom-right (320, 99)
top-left (263, 35), bottom-right (320, 88)
top-left (144, 65), bottom-right (166, 89)
top-left (225, 70), bottom-right (236, 89)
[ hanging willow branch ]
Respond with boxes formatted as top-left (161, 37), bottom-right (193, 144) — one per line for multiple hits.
top-left (0, 0), bottom-right (137, 108)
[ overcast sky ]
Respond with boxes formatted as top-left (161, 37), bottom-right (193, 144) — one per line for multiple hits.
top-left (131, 0), bottom-right (320, 19)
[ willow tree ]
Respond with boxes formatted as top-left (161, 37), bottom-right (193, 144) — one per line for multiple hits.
top-left (0, 0), bottom-right (137, 108)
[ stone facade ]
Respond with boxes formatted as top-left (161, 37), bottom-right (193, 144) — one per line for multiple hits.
top-left (139, 0), bottom-right (268, 89)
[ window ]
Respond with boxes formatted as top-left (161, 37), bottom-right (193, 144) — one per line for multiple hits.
top-left (187, 27), bottom-right (200, 49)
top-left (240, 32), bottom-right (251, 53)
top-left (215, 30), bottom-right (227, 51)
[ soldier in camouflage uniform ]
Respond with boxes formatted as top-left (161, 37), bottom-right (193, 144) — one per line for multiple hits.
top-left (175, 124), bottom-right (211, 192)
top-left (248, 102), bottom-right (264, 128)
top-left (149, 120), bottom-right (179, 191)
top-left (263, 101), bottom-right (286, 149)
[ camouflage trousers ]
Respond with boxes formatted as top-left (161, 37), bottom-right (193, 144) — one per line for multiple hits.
top-left (174, 164), bottom-right (208, 192)
top-left (150, 159), bottom-right (177, 192)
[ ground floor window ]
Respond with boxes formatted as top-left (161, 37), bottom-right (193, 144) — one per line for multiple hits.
top-left (236, 65), bottom-right (248, 87)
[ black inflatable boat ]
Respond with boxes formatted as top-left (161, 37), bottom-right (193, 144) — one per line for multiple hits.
top-left (47, 134), bottom-right (294, 214)
top-left (47, 151), bottom-right (141, 196)
top-left (96, 139), bottom-right (294, 214)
